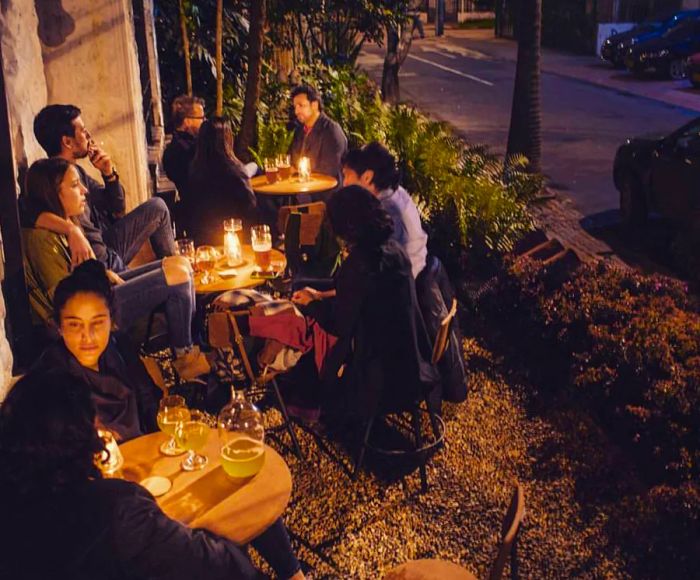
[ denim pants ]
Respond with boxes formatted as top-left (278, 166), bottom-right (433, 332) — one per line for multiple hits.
top-left (113, 260), bottom-right (194, 349)
top-left (104, 197), bottom-right (176, 271)
top-left (249, 518), bottom-right (301, 579)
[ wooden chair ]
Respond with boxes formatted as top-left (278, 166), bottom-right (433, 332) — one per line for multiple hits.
top-left (353, 299), bottom-right (458, 492)
top-left (384, 484), bottom-right (526, 580)
top-left (208, 309), bottom-right (304, 460)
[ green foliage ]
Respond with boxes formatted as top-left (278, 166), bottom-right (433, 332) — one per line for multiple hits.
top-left (249, 121), bottom-right (295, 169)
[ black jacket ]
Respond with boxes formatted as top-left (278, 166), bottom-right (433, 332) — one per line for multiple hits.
top-left (0, 478), bottom-right (257, 580)
top-left (289, 112), bottom-right (348, 183)
top-left (307, 240), bottom-right (439, 417)
top-left (33, 337), bottom-right (160, 442)
top-left (162, 130), bottom-right (197, 195)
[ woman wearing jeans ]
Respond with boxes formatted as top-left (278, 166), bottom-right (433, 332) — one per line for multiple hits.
top-left (22, 157), bottom-right (207, 380)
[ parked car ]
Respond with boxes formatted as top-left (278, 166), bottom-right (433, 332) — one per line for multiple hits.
top-left (614, 117), bottom-right (700, 227)
top-left (689, 52), bottom-right (700, 87)
top-left (626, 18), bottom-right (700, 79)
top-left (601, 10), bottom-right (700, 68)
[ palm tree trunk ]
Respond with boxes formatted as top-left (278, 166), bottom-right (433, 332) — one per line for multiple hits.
top-left (506, 0), bottom-right (542, 173)
top-left (215, 0), bottom-right (223, 116)
top-left (235, 0), bottom-right (266, 162)
top-left (179, 0), bottom-right (192, 96)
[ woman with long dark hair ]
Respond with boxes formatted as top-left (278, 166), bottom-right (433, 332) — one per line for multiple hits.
top-left (22, 158), bottom-right (208, 382)
top-left (0, 372), bottom-right (304, 579)
top-left (184, 117), bottom-right (257, 244)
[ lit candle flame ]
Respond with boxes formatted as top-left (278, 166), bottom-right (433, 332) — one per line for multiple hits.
top-left (298, 156), bottom-right (311, 182)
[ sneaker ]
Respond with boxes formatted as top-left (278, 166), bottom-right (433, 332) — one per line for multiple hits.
top-left (173, 346), bottom-right (211, 381)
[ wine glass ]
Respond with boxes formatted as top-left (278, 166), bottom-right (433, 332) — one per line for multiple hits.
top-left (175, 409), bottom-right (213, 471)
top-left (157, 395), bottom-right (189, 456)
top-left (195, 245), bottom-right (218, 285)
top-left (175, 238), bottom-right (195, 265)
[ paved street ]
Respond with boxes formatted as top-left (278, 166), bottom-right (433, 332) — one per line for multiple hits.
top-left (358, 29), bottom-right (698, 220)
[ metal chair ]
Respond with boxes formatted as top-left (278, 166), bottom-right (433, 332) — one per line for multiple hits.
top-left (207, 309), bottom-right (304, 460)
top-left (353, 299), bottom-right (458, 492)
top-left (384, 484), bottom-right (526, 580)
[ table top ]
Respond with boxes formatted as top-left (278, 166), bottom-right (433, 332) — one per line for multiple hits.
top-left (251, 172), bottom-right (337, 196)
top-left (194, 244), bottom-right (286, 294)
top-left (119, 431), bottom-right (292, 544)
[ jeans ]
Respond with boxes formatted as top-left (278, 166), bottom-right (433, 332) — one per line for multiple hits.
top-left (113, 260), bottom-right (195, 349)
top-left (249, 518), bottom-right (301, 579)
top-left (412, 14), bottom-right (425, 38)
top-left (104, 197), bottom-right (176, 272)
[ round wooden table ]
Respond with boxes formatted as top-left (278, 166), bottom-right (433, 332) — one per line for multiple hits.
top-left (194, 244), bottom-right (286, 294)
top-left (251, 172), bottom-right (337, 196)
top-left (119, 431), bottom-right (292, 544)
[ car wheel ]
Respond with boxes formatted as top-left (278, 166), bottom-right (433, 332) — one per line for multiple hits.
top-left (619, 173), bottom-right (648, 228)
top-left (669, 58), bottom-right (687, 80)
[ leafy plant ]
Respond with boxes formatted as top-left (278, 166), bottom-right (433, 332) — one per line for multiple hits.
top-left (248, 120), bottom-right (295, 168)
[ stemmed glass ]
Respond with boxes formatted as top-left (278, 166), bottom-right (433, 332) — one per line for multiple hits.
top-left (175, 409), bottom-right (213, 471)
top-left (175, 238), bottom-right (195, 265)
top-left (195, 245), bottom-right (218, 285)
top-left (157, 395), bottom-right (190, 456)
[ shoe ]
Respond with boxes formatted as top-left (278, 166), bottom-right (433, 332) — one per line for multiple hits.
top-left (173, 346), bottom-right (211, 381)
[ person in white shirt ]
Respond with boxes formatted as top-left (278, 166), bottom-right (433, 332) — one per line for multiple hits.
top-left (341, 142), bottom-right (428, 278)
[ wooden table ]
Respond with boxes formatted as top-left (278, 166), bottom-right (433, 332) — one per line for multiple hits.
top-left (194, 244), bottom-right (286, 294)
top-left (119, 431), bottom-right (292, 544)
top-left (251, 172), bottom-right (337, 197)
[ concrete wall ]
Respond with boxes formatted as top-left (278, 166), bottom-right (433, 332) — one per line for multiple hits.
top-left (39, 0), bottom-right (150, 210)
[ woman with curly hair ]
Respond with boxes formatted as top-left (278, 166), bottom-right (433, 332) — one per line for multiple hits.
top-left (0, 372), bottom-right (304, 579)
top-left (289, 185), bottom-right (437, 419)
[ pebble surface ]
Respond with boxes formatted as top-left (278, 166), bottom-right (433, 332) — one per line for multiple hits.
top-left (253, 338), bottom-right (632, 579)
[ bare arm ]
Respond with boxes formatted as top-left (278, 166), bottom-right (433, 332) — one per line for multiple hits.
top-left (34, 213), bottom-right (95, 268)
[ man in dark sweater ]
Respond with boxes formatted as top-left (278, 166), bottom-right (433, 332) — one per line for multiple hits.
top-left (289, 85), bottom-right (348, 186)
top-left (20, 104), bottom-right (175, 272)
top-left (162, 95), bottom-right (206, 197)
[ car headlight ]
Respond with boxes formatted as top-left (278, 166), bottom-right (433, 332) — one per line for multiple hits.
top-left (646, 49), bottom-right (669, 59)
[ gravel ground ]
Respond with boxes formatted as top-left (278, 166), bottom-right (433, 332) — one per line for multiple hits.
top-left (252, 339), bottom-right (634, 579)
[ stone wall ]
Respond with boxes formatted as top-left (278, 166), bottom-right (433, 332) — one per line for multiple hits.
top-left (39, 0), bottom-right (150, 210)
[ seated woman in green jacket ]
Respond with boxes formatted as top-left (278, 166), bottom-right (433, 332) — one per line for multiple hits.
top-left (22, 158), bottom-right (207, 380)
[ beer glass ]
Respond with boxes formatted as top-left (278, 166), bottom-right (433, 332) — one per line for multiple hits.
top-left (250, 225), bottom-right (272, 271)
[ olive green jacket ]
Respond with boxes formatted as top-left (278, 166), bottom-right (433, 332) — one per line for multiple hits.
top-left (22, 228), bottom-right (70, 325)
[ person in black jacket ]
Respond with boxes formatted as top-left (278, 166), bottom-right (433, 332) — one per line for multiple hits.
top-left (0, 371), bottom-right (305, 580)
top-left (185, 117), bottom-right (257, 244)
top-left (20, 104), bottom-right (175, 273)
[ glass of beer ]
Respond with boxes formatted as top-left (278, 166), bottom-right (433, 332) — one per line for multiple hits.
top-left (175, 409), bottom-right (213, 471)
top-left (195, 245), bottom-right (217, 284)
top-left (277, 154), bottom-right (292, 180)
top-left (157, 395), bottom-right (189, 456)
top-left (250, 225), bottom-right (272, 271)
top-left (175, 238), bottom-right (195, 265)
top-left (264, 158), bottom-right (279, 184)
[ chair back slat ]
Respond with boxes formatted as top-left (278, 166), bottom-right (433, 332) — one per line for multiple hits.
top-left (488, 484), bottom-right (525, 580)
top-left (431, 298), bottom-right (457, 365)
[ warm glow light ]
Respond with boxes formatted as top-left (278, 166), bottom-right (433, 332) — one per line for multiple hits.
top-left (298, 156), bottom-right (311, 183)
top-left (224, 231), bottom-right (242, 266)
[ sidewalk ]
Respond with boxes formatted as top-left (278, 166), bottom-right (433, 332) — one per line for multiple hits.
top-left (430, 27), bottom-right (700, 113)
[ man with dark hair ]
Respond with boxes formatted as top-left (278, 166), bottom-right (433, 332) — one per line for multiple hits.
top-left (22, 104), bottom-right (175, 272)
top-left (162, 95), bottom-right (206, 196)
top-left (289, 85), bottom-right (347, 185)
top-left (342, 141), bottom-right (427, 278)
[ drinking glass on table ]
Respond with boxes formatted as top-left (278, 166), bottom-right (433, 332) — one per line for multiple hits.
top-left (175, 409), bottom-right (213, 471)
top-left (195, 245), bottom-right (217, 284)
top-left (223, 218), bottom-right (242, 233)
top-left (250, 225), bottom-right (272, 271)
top-left (276, 154), bottom-right (291, 180)
top-left (264, 158), bottom-right (279, 184)
top-left (157, 395), bottom-right (189, 456)
top-left (175, 238), bottom-right (195, 265)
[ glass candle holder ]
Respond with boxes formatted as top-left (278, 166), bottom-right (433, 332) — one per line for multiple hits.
top-left (298, 156), bottom-right (311, 183)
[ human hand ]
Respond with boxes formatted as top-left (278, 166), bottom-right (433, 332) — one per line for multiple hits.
top-left (88, 144), bottom-right (114, 177)
top-left (67, 225), bottom-right (95, 268)
top-left (105, 270), bottom-right (125, 286)
top-left (291, 287), bottom-right (321, 306)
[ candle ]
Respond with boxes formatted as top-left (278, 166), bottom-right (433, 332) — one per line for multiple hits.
top-left (224, 231), bottom-right (242, 266)
top-left (298, 156), bottom-right (311, 183)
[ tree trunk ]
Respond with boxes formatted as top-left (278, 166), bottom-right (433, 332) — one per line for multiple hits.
top-left (235, 0), bottom-right (266, 162)
top-left (215, 0), bottom-right (223, 116)
top-left (506, 0), bottom-right (542, 173)
top-left (179, 0), bottom-right (192, 96)
top-left (381, 22), bottom-right (413, 104)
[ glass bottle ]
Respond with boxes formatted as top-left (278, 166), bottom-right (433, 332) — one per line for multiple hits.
top-left (217, 387), bottom-right (266, 478)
